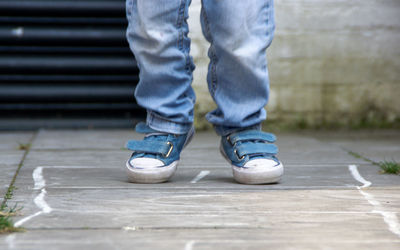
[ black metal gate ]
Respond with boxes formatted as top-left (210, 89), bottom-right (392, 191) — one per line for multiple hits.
top-left (0, 0), bottom-right (143, 129)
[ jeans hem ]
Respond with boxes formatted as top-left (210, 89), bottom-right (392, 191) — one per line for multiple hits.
top-left (146, 111), bottom-right (193, 135)
top-left (213, 123), bottom-right (262, 136)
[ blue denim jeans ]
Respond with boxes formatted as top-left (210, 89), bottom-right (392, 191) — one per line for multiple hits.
top-left (126, 0), bottom-right (275, 136)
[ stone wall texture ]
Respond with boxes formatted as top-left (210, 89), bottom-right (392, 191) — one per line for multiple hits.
top-left (188, 0), bottom-right (400, 129)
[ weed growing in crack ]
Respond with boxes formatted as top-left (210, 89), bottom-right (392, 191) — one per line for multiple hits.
top-left (379, 160), bottom-right (400, 175)
top-left (17, 142), bottom-right (31, 151)
top-left (0, 203), bottom-right (23, 234)
top-left (348, 151), bottom-right (400, 175)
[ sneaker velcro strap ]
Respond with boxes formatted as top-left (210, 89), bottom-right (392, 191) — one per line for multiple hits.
top-left (125, 140), bottom-right (172, 156)
top-left (236, 142), bottom-right (278, 158)
top-left (229, 130), bottom-right (276, 144)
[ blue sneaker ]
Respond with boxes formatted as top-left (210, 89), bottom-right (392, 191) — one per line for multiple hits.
top-left (220, 129), bottom-right (283, 184)
top-left (125, 122), bottom-right (194, 183)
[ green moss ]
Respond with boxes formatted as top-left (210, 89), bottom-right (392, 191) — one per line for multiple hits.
top-left (191, 98), bottom-right (400, 131)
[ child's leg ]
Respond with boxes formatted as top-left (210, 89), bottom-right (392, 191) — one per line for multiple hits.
top-left (200, 0), bottom-right (275, 136)
top-left (126, 0), bottom-right (195, 135)
top-left (201, 0), bottom-right (282, 184)
top-left (125, 0), bottom-right (195, 183)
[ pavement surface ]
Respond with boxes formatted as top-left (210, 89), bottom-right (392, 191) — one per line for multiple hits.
top-left (0, 129), bottom-right (399, 249)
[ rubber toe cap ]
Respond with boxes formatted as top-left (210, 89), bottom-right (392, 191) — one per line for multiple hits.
top-left (243, 158), bottom-right (279, 172)
top-left (129, 158), bottom-right (164, 169)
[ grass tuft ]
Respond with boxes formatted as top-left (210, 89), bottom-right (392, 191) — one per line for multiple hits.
top-left (0, 216), bottom-right (15, 233)
top-left (348, 151), bottom-right (400, 175)
top-left (1, 133), bottom-right (36, 234)
top-left (4, 186), bottom-right (15, 200)
top-left (0, 204), bottom-right (23, 234)
top-left (379, 160), bottom-right (400, 175)
top-left (17, 142), bottom-right (31, 151)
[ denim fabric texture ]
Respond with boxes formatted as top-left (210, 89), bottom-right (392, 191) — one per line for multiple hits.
top-left (126, 0), bottom-right (275, 136)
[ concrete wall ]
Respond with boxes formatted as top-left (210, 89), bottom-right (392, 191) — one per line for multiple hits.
top-left (188, 0), bottom-right (400, 129)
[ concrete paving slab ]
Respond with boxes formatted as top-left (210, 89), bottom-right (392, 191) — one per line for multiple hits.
top-left (31, 129), bottom-right (139, 150)
top-left (8, 188), bottom-right (397, 229)
top-left (276, 134), bottom-right (367, 164)
top-left (23, 150), bottom-right (129, 169)
top-left (11, 163), bottom-right (392, 191)
top-left (32, 130), bottom-right (222, 150)
top-left (32, 130), bottom-right (367, 165)
top-left (1, 228), bottom-right (399, 250)
top-left (2, 130), bottom-right (400, 250)
top-left (13, 143), bottom-right (391, 191)
top-left (309, 130), bottom-right (400, 162)
top-left (355, 164), bottom-right (400, 187)
top-left (187, 132), bottom-right (367, 165)
top-left (0, 151), bottom-right (26, 167)
top-left (25, 148), bottom-right (229, 170)
top-left (25, 143), bottom-right (365, 172)
top-left (364, 189), bottom-right (400, 211)
top-left (17, 143), bottom-right (397, 192)
top-left (6, 187), bottom-right (400, 250)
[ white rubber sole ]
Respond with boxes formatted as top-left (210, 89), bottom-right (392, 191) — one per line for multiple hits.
top-left (232, 163), bottom-right (283, 184)
top-left (125, 160), bottom-right (178, 184)
top-left (220, 144), bottom-right (284, 185)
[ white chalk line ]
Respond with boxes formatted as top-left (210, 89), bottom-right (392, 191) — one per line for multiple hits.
top-left (33, 166), bottom-right (45, 190)
top-left (34, 165), bottom-right (100, 169)
top-left (122, 226), bottom-right (137, 231)
top-left (14, 166), bottom-right (53, 227)
top-left (190, 171), bottom-right (210, 183)
top-left (5, 233), bottom-right (17, 249)
top-left (348, 164), bottom-right (400, 238)
top-left (348, 164), bottom-right (371, 188)
top-left (184, 240), bottom-right (196, 250)
top-left (358, 188), bottom-right (400, 237)
top-left (14, 211), bottom-right (42, 228)
top-left (34, 188), bottom-right (52, 213)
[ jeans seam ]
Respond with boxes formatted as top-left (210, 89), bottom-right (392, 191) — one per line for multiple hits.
top-left (176, 0), bottom-right (192, 75)
top-left (200, 2), bottom-right (218, 96)
top-left (176, 0), bottom-right (185, 51)
top-left (126, 0), bottom-right (132, 17)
